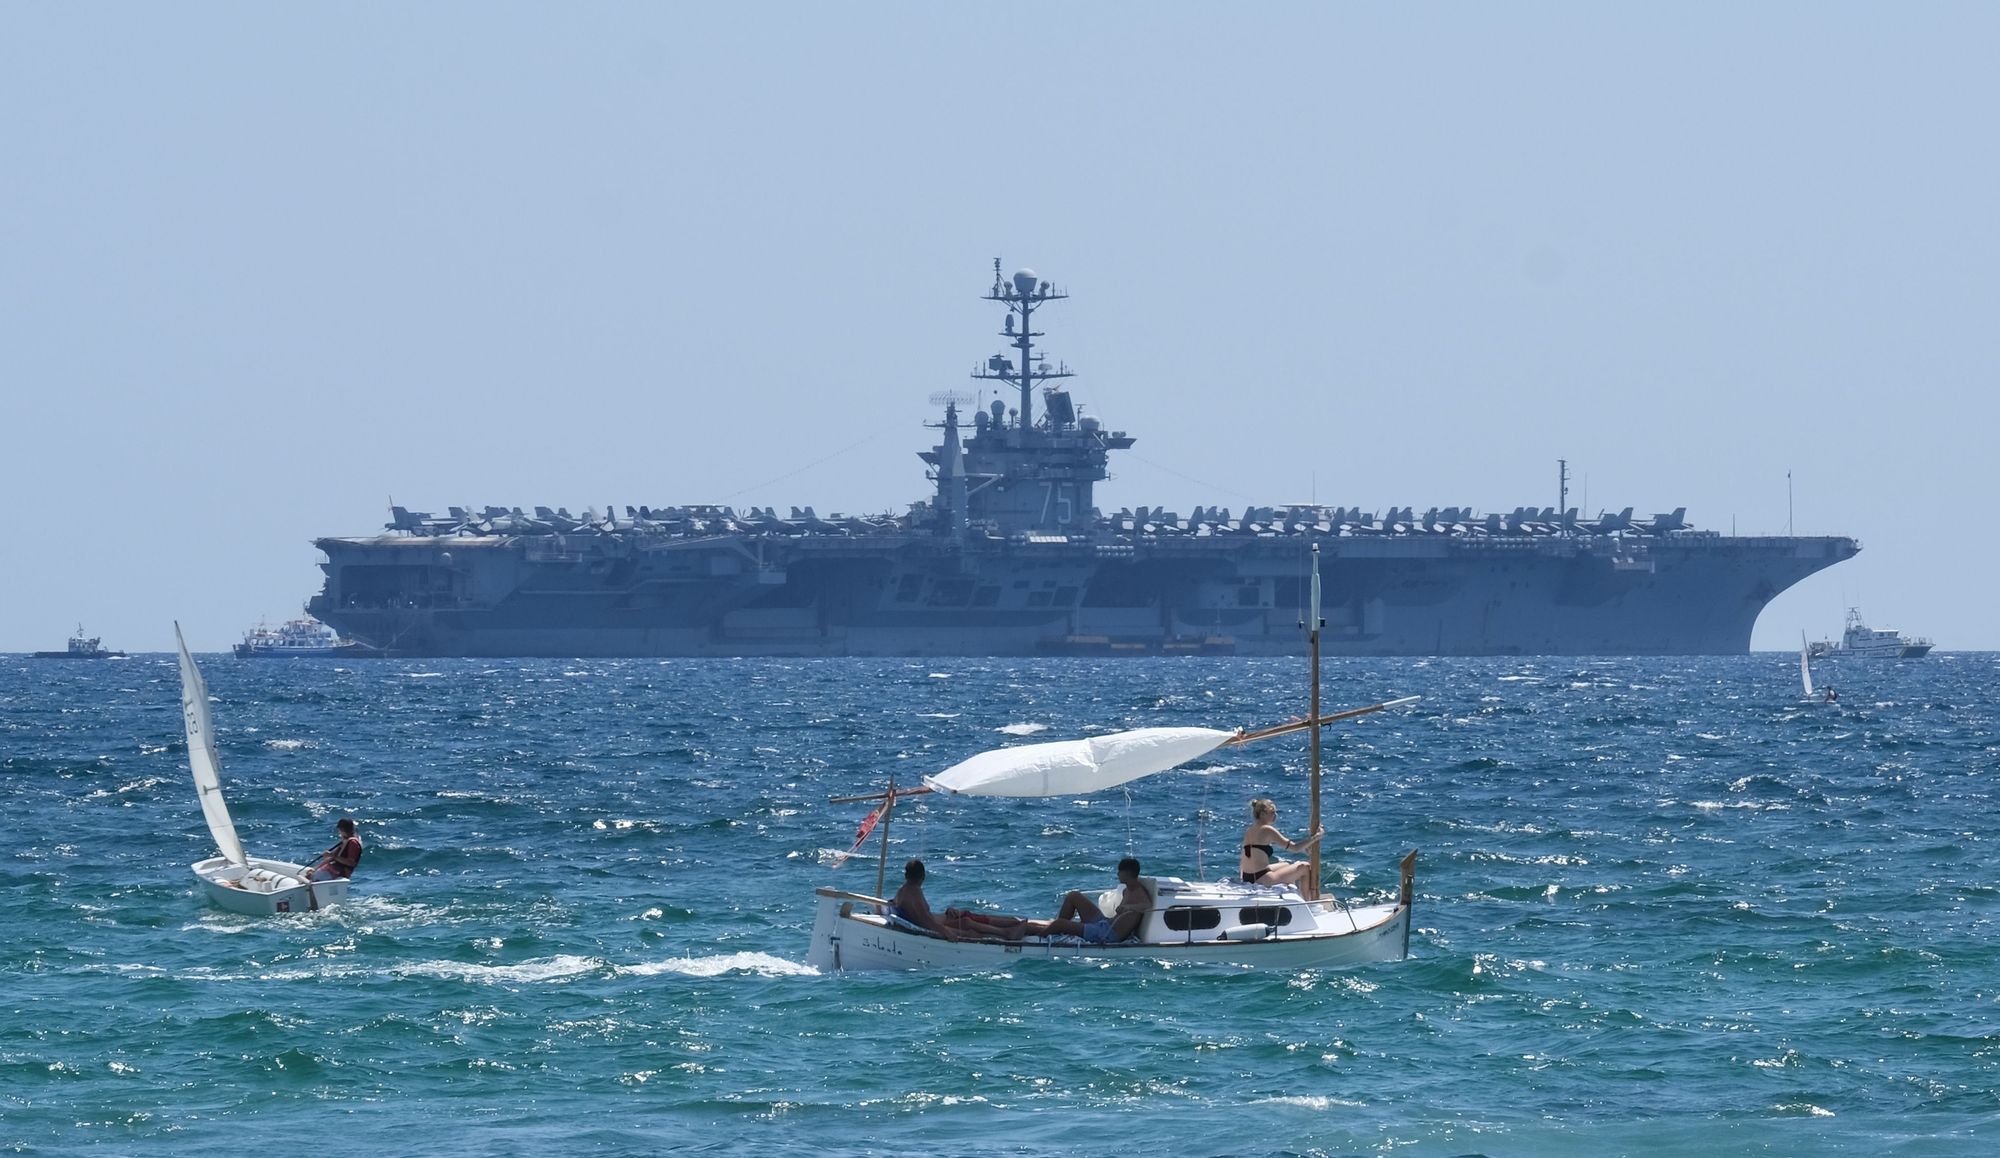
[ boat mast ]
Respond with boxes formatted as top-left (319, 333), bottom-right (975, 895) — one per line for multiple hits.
top-left (1307, 543), bottom-right (1323, 901)
top-left (874, 774), bottom-right (897, 899)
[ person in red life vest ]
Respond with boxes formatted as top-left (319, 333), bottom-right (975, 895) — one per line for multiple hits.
top-left (307, 817), bottom-right (363, 881)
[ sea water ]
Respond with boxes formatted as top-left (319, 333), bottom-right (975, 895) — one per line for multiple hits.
top-left (1, 654), bottom-right (1994, 1155)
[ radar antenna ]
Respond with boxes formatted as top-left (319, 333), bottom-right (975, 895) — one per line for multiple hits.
top-left (926, 390), bottom-right (980, 434)
top-left (971, 257), bottom-right (1072, 434)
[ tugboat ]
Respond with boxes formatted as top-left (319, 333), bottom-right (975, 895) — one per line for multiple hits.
top-left (1808, 607), bottom-right (1932, 660)
top-left (32, 625), bottom-right (126, 659)
top-left (233, 617), bottom-right (379, 658)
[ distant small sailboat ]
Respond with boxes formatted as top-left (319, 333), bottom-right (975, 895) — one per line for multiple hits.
top-left (176, 624), bottom-right (350, 915)
top-left (1800, 632), bottom-right (1815, 699)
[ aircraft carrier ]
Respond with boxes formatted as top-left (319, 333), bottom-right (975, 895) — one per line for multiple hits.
top-left (308, 262), bottom-right (1859, 657)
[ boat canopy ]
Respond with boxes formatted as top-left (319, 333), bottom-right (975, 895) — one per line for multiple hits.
top-left (923, 726), bottom-right (1236, 798)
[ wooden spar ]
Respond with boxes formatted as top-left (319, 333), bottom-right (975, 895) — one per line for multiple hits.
top-left (873, 774), bottom-right (896, 899)
top-left (1226, 698), bottom-right (1420, 745)
top-left (829, 784), bottom-right (935, 806)
top-left (1307, 543), bottom-right (1323, 902)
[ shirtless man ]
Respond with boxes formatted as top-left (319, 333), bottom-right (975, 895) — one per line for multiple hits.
top-left (1005, 857), bottom-right (1151, 945)
top-left (886, 858), bottom-right (961, 941)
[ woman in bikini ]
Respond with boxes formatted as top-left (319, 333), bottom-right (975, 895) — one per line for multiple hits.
top-left (1240, 798), bottom-right (1321, 893)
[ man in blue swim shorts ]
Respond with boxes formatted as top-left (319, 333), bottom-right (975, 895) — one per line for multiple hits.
top-left (1005, 857), bottom-right (1151, 944)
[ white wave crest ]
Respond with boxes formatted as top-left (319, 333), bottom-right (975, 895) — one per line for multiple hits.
top-left (996, 722), bottom-right (1048, 736)
top-left (1247, 1094), bottom-right (1367, 1111)
top-left (395, 954), bottom-right (608, 984)
top-left (623, 951), bottom-right (818, 978)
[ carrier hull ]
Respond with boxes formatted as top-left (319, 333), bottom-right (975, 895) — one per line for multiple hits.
top-left (311, 530), bottom-right (1854, 657)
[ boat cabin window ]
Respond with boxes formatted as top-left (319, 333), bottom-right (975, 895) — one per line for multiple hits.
top-left (1238, 906), bottom-right (1294, 927)
top-left (1162, 906), bottom-right (1222, 932)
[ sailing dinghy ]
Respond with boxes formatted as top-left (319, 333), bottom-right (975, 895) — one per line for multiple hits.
top-left (177, 623), bottom-right (348, 915)
top-left (807, 545), bottom-right (1419, 972)
top-left (1800, 632), bottom-right (1816, 699)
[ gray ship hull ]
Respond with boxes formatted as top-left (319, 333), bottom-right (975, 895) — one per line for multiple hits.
top-left (310, 530), bottom-right (1855, 658)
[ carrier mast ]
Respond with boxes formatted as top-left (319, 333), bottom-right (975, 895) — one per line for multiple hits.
top-left (972, 258), bottom-right (1072, 435)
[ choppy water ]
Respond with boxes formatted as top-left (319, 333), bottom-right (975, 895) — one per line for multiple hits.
top-left (2, 653), bottom-right (1995, 1155)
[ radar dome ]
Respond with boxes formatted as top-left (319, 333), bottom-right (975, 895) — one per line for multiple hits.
top-left (1012, 269), bottom-right (1038, 295)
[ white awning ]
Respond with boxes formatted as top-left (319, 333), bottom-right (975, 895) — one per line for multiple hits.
top-left (923, 727), bottom-right (1236, 798)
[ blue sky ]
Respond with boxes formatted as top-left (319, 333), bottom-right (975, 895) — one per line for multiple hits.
top-left (3, 4), bottom-right (1993, 651)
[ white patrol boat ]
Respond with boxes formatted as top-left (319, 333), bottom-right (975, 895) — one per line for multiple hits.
top-left (1809, 607), bottom-right (1932, 660)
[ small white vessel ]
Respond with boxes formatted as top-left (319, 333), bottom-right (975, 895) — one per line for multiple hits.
top-left (233, 616), bottom-right (375, 658)
top-left (1800, 632), bottom-right (1816, 698)
top-left (1809, 608), bottom-right (1932, 660)
top-left (810, 865), bottom-right (1414, 972)
top-left (176, 624), bottom-right (349, 915)
top-left (807, 545), bottom-right (1418, 973)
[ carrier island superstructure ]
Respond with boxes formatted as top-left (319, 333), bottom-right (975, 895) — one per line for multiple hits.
top-left (308, 263), bottom-right (1858, 657)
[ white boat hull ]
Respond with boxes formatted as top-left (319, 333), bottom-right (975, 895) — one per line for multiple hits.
top-left (193, 856), bottom-right (349, 915)
top-left (807, 853), bottom-right (1417, 973)
top-left (1810, 609), bottom-right (1933, 660)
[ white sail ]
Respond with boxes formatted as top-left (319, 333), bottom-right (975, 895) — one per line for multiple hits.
top-left (923, 726), bottom-right (1236, 798)
top-left (176, 624), bottom-right (246, 867)
top-left (1800, 632), bottom-right (1815, 698)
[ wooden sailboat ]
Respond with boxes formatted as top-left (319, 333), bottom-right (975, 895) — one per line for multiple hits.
top-left (805, 545), bottom-right (1419, 972)
top-left (177, 624), bottom-right (350, 915)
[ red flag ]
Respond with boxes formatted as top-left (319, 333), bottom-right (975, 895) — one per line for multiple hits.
top-left (833, 801), bottom-right (888, 868)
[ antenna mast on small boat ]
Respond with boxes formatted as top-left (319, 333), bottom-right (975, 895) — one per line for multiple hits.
top-left (1307, 543), bottom-right (1323, 901)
